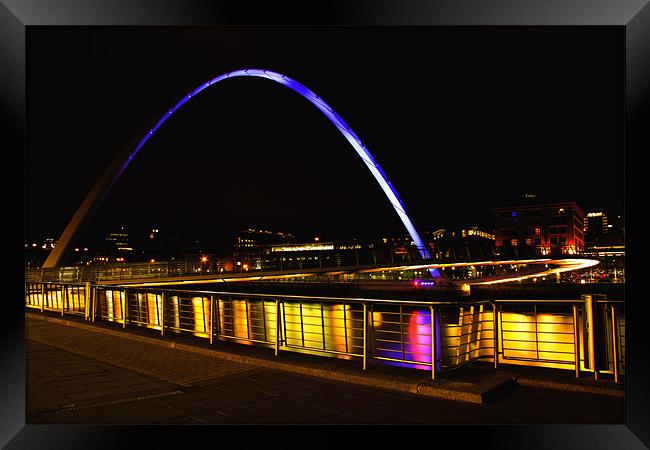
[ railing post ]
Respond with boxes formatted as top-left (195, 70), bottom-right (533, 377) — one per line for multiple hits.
top-left (582, 294), bottom-right (599, 380)
top-left (210, 294), bottom-right (215, 345)
top-left (40, 283), bottom-right (45, 313)
top-left (611, 304), bottom-right (619, 383)
top-left (363, 302), bottom-right (367, 370)
top-left (85, 282), bottom-right (91, 321)
top-left (122, 290), bottom-right (128, 329)
top-left (60, 284), bottom-right (66, 317)
top-left (160, 292), bottom-right (166, 336)
top-left (275, 299), bottom-right (280, 356)
top-left (492, 302), bottom-right (499, 369)
top-left (92, 286), bottom-right (97, 322)
top-left (573, 303), bottom-right (580, 378)
top-left (430, 305), bottom-right (437, 380)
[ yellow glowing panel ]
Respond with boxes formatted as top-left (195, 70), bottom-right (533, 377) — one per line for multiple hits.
top-left (192, 296), bottom-right (210, 337)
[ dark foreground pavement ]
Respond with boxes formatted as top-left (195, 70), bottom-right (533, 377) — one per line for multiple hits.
top-left (25, 313), bottom-right (624, 425)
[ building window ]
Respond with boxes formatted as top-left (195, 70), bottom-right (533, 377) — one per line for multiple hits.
top-left (511, 239), bottom-right (518, 246)
top-left (534, 228), bottom-right (541, 236)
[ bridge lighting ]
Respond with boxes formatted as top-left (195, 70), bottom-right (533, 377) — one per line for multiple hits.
top-left (150, 259), bottom-right (155, 263)
top-left (314, 236), bottom-right (320, 242)
top-left (74, 248), bottom-right (79, 252)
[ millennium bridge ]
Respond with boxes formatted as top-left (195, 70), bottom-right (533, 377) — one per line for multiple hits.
top-left (26, 68), bottom-right (623, 383)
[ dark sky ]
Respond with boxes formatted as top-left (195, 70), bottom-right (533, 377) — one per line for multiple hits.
top-left (26, 27), bottom-right (624, 243)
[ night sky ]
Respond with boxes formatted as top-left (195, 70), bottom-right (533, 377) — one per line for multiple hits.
top-left (26, 27), bottom-right (624, 244)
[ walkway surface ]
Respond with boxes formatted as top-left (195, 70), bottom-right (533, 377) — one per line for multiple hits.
top-left (26, 313), bottom-right (624, 425)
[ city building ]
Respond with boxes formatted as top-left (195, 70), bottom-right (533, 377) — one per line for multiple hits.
top-left (583, 208), bottom-right (624, 248)
top-left (581, 207), bottom-right (625, 283)
top-left (425, 227), bottom-right (496, 262)
top-left (25, 238), bottom-right (57, 268)
top-left (380, 234), bottom-right (423, 263)
top-left (94, 225), bottom-right (133, 263)
top-left (260, 240), bottom-right (394, 272)
top-left (232, 228), bottom-right (296, 263)
top-left (493, 201), bottom-right (585, 257)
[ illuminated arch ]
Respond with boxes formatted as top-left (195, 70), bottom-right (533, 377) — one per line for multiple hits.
top-left (44, 69), bottom-right (442, 280)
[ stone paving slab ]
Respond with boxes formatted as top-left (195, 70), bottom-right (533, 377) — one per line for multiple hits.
top-left (26, 313), bottom-right (513, 403)
top-left (25, 316), bottom-right (624, 425)
top-left (27, 316), bottom-right (259, 387)
top-left (26, 340), bottom-right (178, 415)
top-left (26, 312), bottom-right (624, 406)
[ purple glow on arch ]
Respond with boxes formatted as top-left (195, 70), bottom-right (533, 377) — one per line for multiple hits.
top-left (120, 69), bottom-right (440, 278)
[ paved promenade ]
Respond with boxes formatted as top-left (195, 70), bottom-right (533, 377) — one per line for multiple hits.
top-left (26, 313), bottom-right (624, 425)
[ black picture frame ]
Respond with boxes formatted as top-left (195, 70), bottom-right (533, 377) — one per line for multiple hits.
top-left (4, 1), bottom-right (648, 447)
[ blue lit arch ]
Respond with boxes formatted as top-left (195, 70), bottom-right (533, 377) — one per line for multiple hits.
top-left (45, 69), bottom-right (441, 280)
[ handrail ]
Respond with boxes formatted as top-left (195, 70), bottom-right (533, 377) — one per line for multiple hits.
top-left (24, 280), bottom-right (624, 382)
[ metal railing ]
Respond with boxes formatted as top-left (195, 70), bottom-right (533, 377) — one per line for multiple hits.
top-left (492, 297), bottom-right (625, 382)
top-left (25, 254), bottom-right (423, 284)
top-left (25, 281), bottom-right (91, 319)
top-left (24, 281), bottom-right (625, 382)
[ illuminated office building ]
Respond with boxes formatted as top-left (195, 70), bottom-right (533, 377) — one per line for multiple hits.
top-left (426, 227), bottom-right (496, 262)
top-left (260, 241), bottom-right (393, 271)
top-left (101, 225), bottom-right (133, 262)
top-left (232, 228), bottom-right (296, 263)
top-left (582, 208), bottom-right (625, 283)
top-left (584, 208), bottom-right (624, 248)
top-left (493, 202), bottom-right (585, 257)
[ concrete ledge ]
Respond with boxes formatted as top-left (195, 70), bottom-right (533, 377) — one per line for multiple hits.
top-left (515, 376), bottom-right (624, 398)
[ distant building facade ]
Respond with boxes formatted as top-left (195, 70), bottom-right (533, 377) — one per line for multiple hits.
top-left (232, 228), bottom-right (297, 265)
top-left (260, 240), bottom-right (393, 271)
top-left (493, 202), bottom-right (585, 257)
top-left (582, 207), bottom-right (625, 283)
top-left (425, 227), bottom-right (496, 262)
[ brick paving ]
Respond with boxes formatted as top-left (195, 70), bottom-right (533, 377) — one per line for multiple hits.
top-left (26, 316), bottom-right (624, 425)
